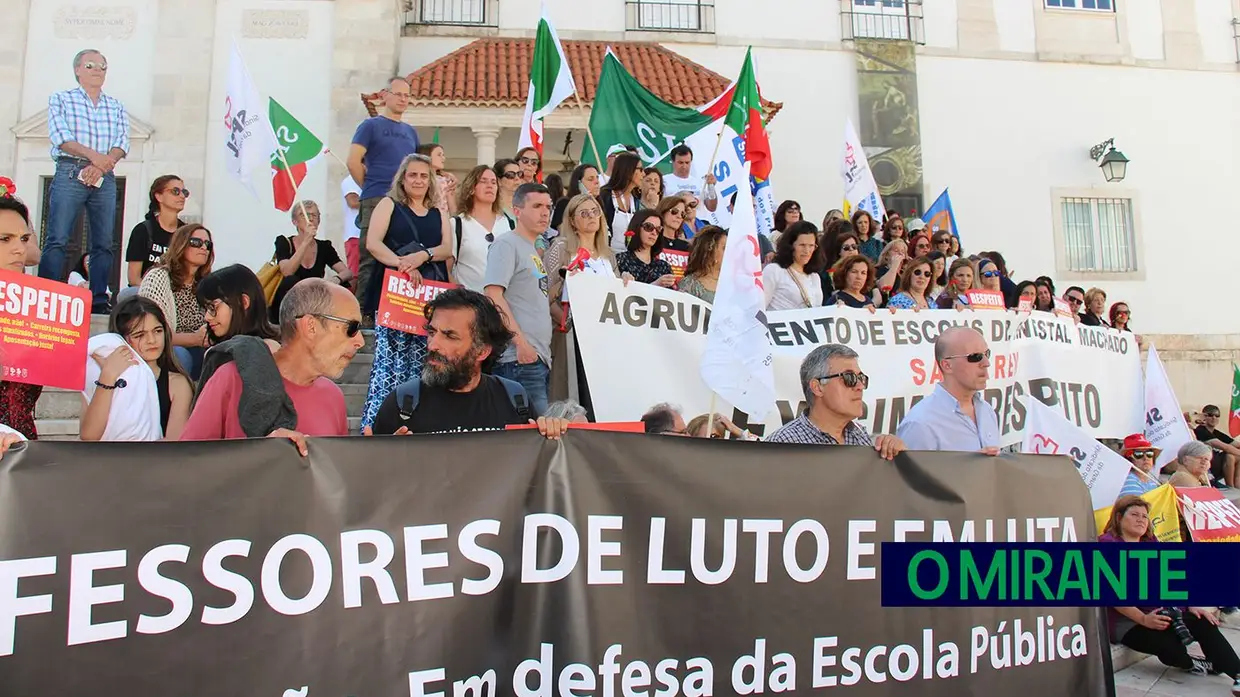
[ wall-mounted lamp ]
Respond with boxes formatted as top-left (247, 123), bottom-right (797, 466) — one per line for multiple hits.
top-left (1089, 138), bottom-right (1129, 183)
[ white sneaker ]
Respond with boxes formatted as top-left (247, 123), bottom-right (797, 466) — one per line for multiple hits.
top-left (1231, 676), bottom-right (1240, 696)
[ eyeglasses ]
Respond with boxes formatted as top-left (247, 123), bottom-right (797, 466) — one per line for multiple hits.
top-left (841, 244), bottom-right (858, 252)
top-left (1128, 450), bottom-right (1156, 460)
top-left (301, 313), bottom-right (362, 337)
top-left (187, 237), bottom-right (213, 251)
top-left (163, 187), bottom-right (190, 198)
top-left (1116, 310), bottom-right (1131, 317)
top-left (911, 269), bottom-right (931, 278)
top-left (935, 239), bottom-right (950, 246)
top-left (981, 270), bottom-right (1000, 278)
top-left (576, 209), bottom-right (601, 219)
top-left (1204, 412), bottom-right (1221, 419)
top-left (818, 370), bottom-right (869, 389)
top-left (501, 171), bottom-right (521, 179)
top-left (519, 157), bottom-right (540, 166)
top-left (203, 300), bottom-right (224, 317)
top-left (944, 349), bottom-right (991, 363)
top-left (641, 222), bottom-right (663, 234)
top-left (686, 201), bottom-right (699, 208)
top-left (1067, 296), bottom-right (1084, 305)
top-left (83, 61), bottom-right (108, 71)
top-left (787, 205), bottom-right (800, 212)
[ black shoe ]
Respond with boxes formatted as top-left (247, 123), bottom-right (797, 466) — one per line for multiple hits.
top-left (1188, 657), bottom-right (1213, 676)
top-left (91, 301), bottom-right (112, 316)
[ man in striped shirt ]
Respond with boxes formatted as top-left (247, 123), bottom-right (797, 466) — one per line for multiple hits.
top-left (38, 48), bottom-right (130, 314)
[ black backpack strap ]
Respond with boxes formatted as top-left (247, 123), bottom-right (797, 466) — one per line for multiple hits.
top-left (454, 216), bottom-right (463, 257)
top-left (394, 379), bottom-right (422, 422)
top-left (493, 375), bottom-right (531, 422)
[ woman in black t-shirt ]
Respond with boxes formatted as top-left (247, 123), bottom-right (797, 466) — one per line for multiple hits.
top-left (270, 200), bottom-right (353, 320)
top-left (125, 175), bottom-right (187, 289)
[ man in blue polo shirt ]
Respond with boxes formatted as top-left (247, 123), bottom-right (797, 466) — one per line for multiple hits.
top-left (898, 326), bottom-right (1001, 453)
top-left (346, 76), bottom-right (419, 308)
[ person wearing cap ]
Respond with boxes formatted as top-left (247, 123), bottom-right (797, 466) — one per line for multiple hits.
top-left (597, 144), bottom-right (629, 187)
top-left (906, 217), bottom-right (926, 234)
top-left (1117, 434), bottom-right (1162, 498)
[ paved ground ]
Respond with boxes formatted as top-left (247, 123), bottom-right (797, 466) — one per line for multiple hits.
top-left (1114, 619), bottom-right (1240, 696)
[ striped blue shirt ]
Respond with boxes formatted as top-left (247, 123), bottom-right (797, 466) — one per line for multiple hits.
top-left (47, 87), bottom-right (129, 160)
top-left (1118, 471), bottom-right (1160, 498)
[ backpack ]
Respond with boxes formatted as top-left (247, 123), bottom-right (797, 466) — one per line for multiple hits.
top-left (454, 213), bottom-right (516, 257)
top-left (394, 374), bottom-right (530, 425)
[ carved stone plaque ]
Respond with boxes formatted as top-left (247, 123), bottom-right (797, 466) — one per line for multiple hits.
top-left (53, 6), bottom-right (137, 40)
top-left (242, 9), bottom-right (309, 39)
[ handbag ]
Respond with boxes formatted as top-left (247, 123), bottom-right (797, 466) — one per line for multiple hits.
top-left (255, 258), bottom-right (283, 305)
top-left (392, 204), bottom-right (449, 283)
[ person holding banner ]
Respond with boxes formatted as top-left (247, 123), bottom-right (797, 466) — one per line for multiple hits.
top-left (655, 197), bottom-right (691, 252)
top-left (0, 195), bottom-right (42, 439)
top-left (885, 255), bottom-right (934, 310)
top-left (359, 153), bottom-right (452, 432)
top-left (977, 258), bottom-right (1003, 296)
top-left (824, 255), bottom-right (875, 310)
top-left (678, 226), bottom-right (726, 303)
top-left (1100, 495), bottom-right (1240, 688)
top-left (616, 211), bottom-right (676, 288)
top-left (934, 258), bottom-right (976, 310)
top-left (897, 327), bottom-right (1000, 453)
top-left (767, 344), bottom-right (905, 459)
top-left (764, 221), bottom-right (825, 310)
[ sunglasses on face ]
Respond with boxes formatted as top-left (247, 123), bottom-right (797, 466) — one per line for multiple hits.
top-left (686, 201), bottom-right (699, 208)
top-left (83, 61), bottom-right (108, 71)
top-left (641, 222), bottom-right (663, 234)
top-left (501, 171), bottom-right (520, 179)
top-left (187, 237), bottom-right (213, 251)
top-left (787, 205), bottom-right (800, 212)
top-left (519, 157), bottom-right (540, 166)
top-left (981, 270), bottom-right (1000, 278)
top-left (1129, 450), bottom-right (1156, 460)
top-left (911, 269), bottom-right (931, 278)
top-left (819, 370), bottom-right (869, 389)
top-left (945, 349), bottom-right (991, 363)
top-left (1116, 310), bottom-right (1130, 317)
top-left (935, 239), bottom-right (950, 246)
top-left (841, 244), bottom-right (858, 252)
top-left (163, 186), bottom-right (190, 198)
top-left (1068, 296), bottom-right (1084, 305)
top-left (302, 313), bottom-right (362, 337)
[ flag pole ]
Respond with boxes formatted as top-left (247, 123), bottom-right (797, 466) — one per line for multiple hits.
top-left (705, 394), bottom-right (717, 438)
top-left (573, 89), bottom-right (603, 169)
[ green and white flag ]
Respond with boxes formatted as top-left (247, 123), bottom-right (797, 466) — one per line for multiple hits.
top-left (518, 3), bottom-right (575, 164)
top-left (269, 99), bottom-right (325, 212)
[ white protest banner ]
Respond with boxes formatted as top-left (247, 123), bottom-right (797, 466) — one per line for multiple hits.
top-left (223, 42), bottom-right (278, 193)
top-left (1144, 344), bottom-right (1195, 469)
top-left (567, 274), bottom-right (1144, 445)
top-left (1022, 399), bottom-right (1132, 510)
top-left (841, 119), bottom-right (884, 222)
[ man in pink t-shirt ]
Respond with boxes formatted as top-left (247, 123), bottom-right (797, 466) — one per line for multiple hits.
top-left (182, 279), bottom-right (365, 452)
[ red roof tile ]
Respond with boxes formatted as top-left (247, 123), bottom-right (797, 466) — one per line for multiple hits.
top-left (360, 39), bottom-right (781, 119)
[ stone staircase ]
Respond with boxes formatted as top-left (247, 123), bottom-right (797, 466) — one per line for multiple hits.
top-left (34, 315), bottom-right (375, 440)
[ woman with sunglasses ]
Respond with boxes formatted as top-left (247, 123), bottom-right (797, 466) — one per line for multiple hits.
top-left (1110, 301), bottom-right (1132, 333)
top-left (676, 191), bottom-right (706, 239)
top-left (931, 231), bottom-right (956, 265)
top-left (976, 258), bottom-right (1003, 296)
top-left (1118, 433), bottom-right (1163, 497)
top-left (599, 153), bottom-right (643, 253)
top-left (851, 209), bottom-right (882, 263)
top-left (908, 232), bottom-right (932, 259)
top-left (514, 147), bottom-right (541, 184)
top-left (360, 153), bottom-right (453, 432)
top-left (616, 210), bottom-right (677, 288)
top-left (655, 196), bottom-right (692, 252)
top-left (545, 194), bottom-right (623, 412)
top-left (0, 195), bottom-right (42, 440)
top-left (886, 255), bottom-right (934, 311)
top-left (881, 216), bottom-right (906, 244)
top-left (123, 174), bottom-right (187, 299)
top-left (774, 200), bottom-right (802, 237)
top-left (1100, 495), bottom-right (1240, 688)
top-left (764, 221), bottom-right (825, 310)
top-left (550, 163), bottom-right (600, 230)
top-left (197, 264), bottom-right (279, 348)
top-left (271, 200), bottom-right (353, 322)
top-left (139, 223), bottom-right (215, 380)
top-left (493, 158), bottom-right (522, 215)
top-left (935, 258), bottom-right (976, 310)
top-left (452, 165), bottom-right (513, 292)
top-left (80, 296), bottom-right (193, 442)
top-left (818, 225), bottom-right (859, 297)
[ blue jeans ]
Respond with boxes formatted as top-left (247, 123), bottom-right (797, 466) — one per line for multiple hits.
top-left (494, 359), bottom-right (550, 418)
top-left (173, 346), bottom-right (205, 382)
top-left (37, 159), bottom-right (117, 308)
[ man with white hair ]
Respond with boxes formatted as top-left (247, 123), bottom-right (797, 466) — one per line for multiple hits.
top-left (897, 326), bottom-right (1000, 453)
top-left (767, 344), bottom-right (905, 460)
top-left (38, 48), bottom-right (130, 315)
top-left (642, 403), bottom-right (686, 435)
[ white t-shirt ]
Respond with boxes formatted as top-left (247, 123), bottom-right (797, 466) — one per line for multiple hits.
top-left (454, 213), bottom-right (515, 292)
top-left (762, 264), bottom-right (823, 311)
top-left (341, 176), bottom-right (363, 242)
top-left (0, 424), bottom-right (25, 441)
top-left (609, 192), bottom-right (635, 254)
top-left (663, 172), bottom-right (701, 198)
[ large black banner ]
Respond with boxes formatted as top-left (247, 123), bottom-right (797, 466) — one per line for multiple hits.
top-left (0, 433), bottom-right (1110, 696)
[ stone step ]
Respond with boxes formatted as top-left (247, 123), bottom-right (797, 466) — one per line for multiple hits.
top-left (36, 416), bottom-right (364, 441)
top-left (36, 382), bottom-right (371, 420)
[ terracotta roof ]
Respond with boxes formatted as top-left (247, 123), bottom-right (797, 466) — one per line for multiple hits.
top-left (360, 39), bottom-right (781, 120)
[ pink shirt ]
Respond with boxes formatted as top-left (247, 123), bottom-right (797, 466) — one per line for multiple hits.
top-left (180, 363), bottom-right (348, 440)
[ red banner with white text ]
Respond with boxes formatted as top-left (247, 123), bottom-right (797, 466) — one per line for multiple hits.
top-left (0, 270), bottom-right (90, 390)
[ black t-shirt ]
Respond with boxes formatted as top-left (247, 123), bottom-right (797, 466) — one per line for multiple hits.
top-left (274, 237), bottom-right (342, 282)
top-left (1195, 424), bottom-right (1232, 447)
top-left (371, 375), bottom-right (524, 435)
top-left (126, 218), bottom-right (179, 277)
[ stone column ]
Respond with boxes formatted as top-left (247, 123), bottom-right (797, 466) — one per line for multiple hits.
top-left (0, 0), bottom-right (33, 175)
top-left (472, 127), bottom-right (501, 166)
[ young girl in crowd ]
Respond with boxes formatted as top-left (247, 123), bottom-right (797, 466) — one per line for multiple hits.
top-left (80, 296), bottom-right (193, 441)
top-left (197, 264), bottom-right (279, 349)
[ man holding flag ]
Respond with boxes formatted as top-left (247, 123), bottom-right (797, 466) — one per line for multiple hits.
top-left (518, 2), bottom-right (575, 179)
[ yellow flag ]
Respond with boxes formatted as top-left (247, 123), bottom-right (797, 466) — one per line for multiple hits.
top-left (842, 199), bottom-right (852, 217)
top-left (1093, 483), bottom-right (1182, 542)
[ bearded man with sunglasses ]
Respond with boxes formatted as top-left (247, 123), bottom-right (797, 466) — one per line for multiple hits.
top-left (182, 279), bottom-right (364, 452)
top-left (767, 344), bottom-right (906, 460)
top-left (897, 327), bottom-right (1000, 453)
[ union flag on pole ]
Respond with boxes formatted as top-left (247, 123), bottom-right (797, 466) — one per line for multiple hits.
top-left (269, 99), bottom-right (325, 212)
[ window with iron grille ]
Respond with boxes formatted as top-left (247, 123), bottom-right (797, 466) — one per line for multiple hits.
top-left (1045, 0), bottom-right (1114, 11)
top-left (1059, 197), bottom-right (1137, 273)
top-left (406, 0), bottom-right (495, 27)
top-left (842, 0), bottom-right (924, 43)
top-left (626, 0), bottom-right (715, 33)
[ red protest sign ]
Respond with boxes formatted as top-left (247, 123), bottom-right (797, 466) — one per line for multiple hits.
top-left (375, 270), bottom-right (457, 336)
top-left (1053, 297), bottom-right (1074, 319)
top-left (965, 289), bottom-right (1005, 311)
top-left (661, 250), bottom-right (690, 280)
top-left (1176, 486), bottom-right (1240, 542)
top-left (0, 270), bottom-right (91, 391)
top-left (1018, 298), bottom-right (1033, 313)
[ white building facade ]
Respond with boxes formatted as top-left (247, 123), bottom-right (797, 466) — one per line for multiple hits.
top-left (3, 0), bottom-right (1239, 405)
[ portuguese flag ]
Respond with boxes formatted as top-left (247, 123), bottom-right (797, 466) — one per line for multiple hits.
top-left (722, 48), bottom-right (771, 183)
top-left (269, 98), bottom-right (325, 212)
top-left (518, 2), bottom-right (575, 169)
